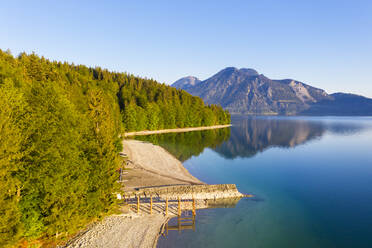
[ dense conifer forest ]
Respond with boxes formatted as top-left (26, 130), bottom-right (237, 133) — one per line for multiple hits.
top-left (0, 49), bottom-right (230, 246)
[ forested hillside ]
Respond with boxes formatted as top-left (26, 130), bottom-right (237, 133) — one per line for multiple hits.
top-left (119, 76), bottom-right (230, 131)
top-left (0, 49), bottom-right (230, 247)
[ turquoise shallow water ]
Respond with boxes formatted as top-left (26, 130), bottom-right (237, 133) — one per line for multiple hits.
top-left (147, 117), bottom-right (372, 248)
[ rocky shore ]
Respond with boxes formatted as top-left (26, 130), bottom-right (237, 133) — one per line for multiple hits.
top-left (66, 214), bottom-right (168, 248)
top-left (126, 184), bottom-right (246, 200)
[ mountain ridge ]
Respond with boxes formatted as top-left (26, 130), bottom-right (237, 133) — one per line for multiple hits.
top-left (172, 67), bottom-right (372, 116)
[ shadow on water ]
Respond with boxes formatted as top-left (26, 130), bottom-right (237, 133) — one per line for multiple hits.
top-left (134, 128), bottom-right (231, 162)
top-left (157, 197), bottom-right (247, 247)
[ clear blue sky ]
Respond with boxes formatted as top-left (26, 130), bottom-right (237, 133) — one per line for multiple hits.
top-left (1, 0), bottom-right (372, 97)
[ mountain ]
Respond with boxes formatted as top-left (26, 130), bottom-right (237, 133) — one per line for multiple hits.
top-left (172, 67), bottom-right (372, 115)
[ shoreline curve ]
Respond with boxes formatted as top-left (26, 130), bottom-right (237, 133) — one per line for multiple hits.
top-left (124, 124), bottom-right (231, 137)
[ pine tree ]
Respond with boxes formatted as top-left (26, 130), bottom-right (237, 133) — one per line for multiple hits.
top-left (0, 81), bottom-right (25, 247)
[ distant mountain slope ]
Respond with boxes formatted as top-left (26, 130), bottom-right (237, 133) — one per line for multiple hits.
top-left (172, 76), bottom-right (201, 91)
top-left (302, 93), bottom-right (372, 116)
top-left (172, 67), bottom-right (372, 116)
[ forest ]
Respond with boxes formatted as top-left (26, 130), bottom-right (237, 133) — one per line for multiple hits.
top-left (119, 76), bottom-right (230, 131)
top-left (0, 49), bottom-right (230, 246)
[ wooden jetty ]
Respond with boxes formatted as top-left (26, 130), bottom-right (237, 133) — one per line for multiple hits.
top-left (120, 184), bottom-right (253, 216)
top-left (128, 194), bottom-right (197, 216)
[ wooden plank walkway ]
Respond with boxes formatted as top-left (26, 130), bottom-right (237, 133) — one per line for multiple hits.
top-left (125, 195), bottom-right (197, 216)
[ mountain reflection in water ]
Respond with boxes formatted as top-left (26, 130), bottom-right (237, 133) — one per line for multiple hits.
top-left (135, 117), bottom-right (368, 161)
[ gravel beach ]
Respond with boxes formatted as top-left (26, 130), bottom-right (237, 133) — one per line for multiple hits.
top-left (66, 214), bottom-right (168, 248)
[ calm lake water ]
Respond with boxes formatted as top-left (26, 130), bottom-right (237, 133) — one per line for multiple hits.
top-left (139, 116), bottom-right (372, 248)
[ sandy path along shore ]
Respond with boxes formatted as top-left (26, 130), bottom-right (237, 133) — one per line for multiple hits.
top-left (124, 124), bottom-right (231, 137)
top-left (122, 139), bottom-right (203, 188)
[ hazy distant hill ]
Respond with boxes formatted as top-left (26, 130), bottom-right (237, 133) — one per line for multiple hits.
top-left (172, 67), bottom-right (372, 116)
top-left (172, 76), bottom-right (201, 91)
top-left (301, 93), bottom-right (372, 116)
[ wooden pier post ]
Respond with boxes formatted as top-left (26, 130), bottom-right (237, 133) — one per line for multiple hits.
top-left (178, 216), bottom-right (181, 234)
top-left (150, 195), bottom-right (153, 215)
top-left (192, 215), bottom-right (196, 231)
top-left (192, 197), bottom-right (196, 216)
top-left (137, 195), bottom-right (140, 214)
top-left (178, 196), bottom-right (181, 217)
top-left (165, 197), bottom-right (168, 216)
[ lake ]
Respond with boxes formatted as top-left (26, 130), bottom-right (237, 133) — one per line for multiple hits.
top-left (137, 116), bottom-right (372, 248)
